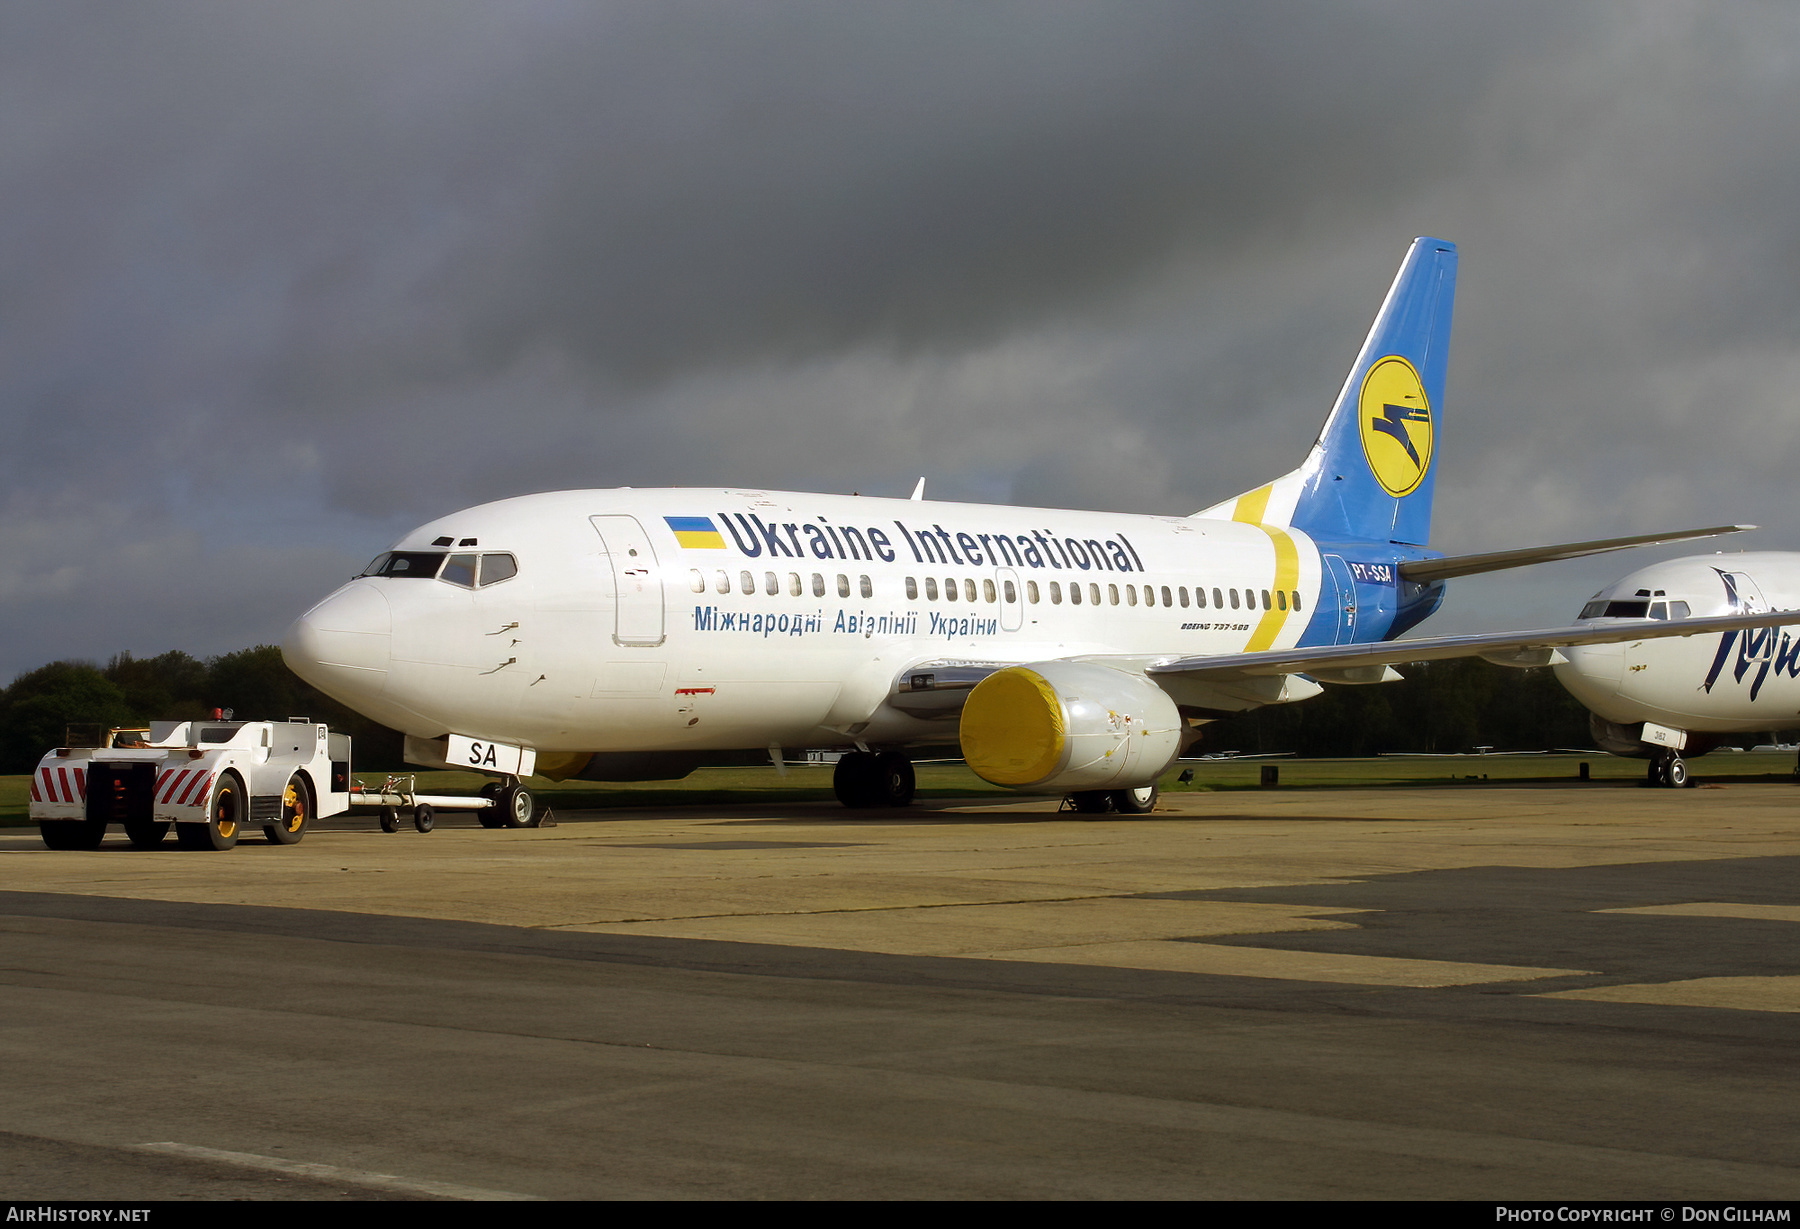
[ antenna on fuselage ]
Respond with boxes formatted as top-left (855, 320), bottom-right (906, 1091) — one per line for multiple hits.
top-left (910, 477), bottom-right (925, 501)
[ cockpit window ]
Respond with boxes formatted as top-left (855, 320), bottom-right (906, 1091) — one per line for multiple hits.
top-left (440, 554), bottom-right (478, 588)
top-left (363, 551), bottom-right (446, 579)
top-left (361, 550), bottom-right (517, 587)
top-left (1580, 599), bottom-right (1651, 619)
top-left (479, 554), bottom-right (517, 586)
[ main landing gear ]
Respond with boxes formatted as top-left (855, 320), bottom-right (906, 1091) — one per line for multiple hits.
top-left (1067, 785), bottom-right (1160, 815)
top-left (1647, 749), bottom-right (1690, 789)
top-left (833, 750), bottom-right (915, 809)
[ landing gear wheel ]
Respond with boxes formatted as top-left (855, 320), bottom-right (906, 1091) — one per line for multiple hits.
top-left (875, 752), bottom-right (915, 807)
top-left (478, 782), bottom-right (506, 829)
top-left (379, 807), bottom-right (400, 833)
top-left (264, 774), bottom-right (310, 845)
top-left (833, 752), bottom-right (881, 809)
top-left (501, 786), bottom-right (534, 828)
top-left (39, 819), bottom-right (106, 850)
top-left (179, 773), bottom-right (242, 850)
top-left (413, 804), bottom-right (435, 833)
top-left (1647, 758), bottom-right (1666, 787)
top-left (123, 818), bottom-right (170, 849)
top-left (1667, 757), bottom-right (1689, 788)
top-left (1111, 784), bottom-right (1159, 814)
top-left (1069, 791), bottom-right (1114, 814)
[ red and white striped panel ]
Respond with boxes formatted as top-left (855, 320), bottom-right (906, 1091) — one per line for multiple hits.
top-left (155, 770), bottom-right (213, 806)
top-left (154, 768), bottom-right (214, 808)
top-left (33, 765), bottom-right (86, 805)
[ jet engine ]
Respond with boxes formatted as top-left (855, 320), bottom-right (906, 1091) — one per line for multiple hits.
top-left (958, 662), bottom-right (1182, 793)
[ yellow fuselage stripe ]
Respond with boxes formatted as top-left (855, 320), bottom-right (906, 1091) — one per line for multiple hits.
top-left (1232, 484), bottom-right (1301, 652)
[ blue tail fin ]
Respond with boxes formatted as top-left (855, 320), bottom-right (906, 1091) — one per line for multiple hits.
top-left (1196, 237), bottom-right (1457, 547)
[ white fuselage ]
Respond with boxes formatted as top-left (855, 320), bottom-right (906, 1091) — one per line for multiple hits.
top-left (1556, 552), bottom-right (1800, 738)
top-left (285, 488), bottom-right (1348, 761)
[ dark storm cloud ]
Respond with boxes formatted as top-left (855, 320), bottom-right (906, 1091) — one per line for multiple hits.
top-left (4, 2), bottom-right (1800, 676)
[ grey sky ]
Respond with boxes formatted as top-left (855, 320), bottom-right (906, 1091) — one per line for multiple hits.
top-left (5, 1), bottom-right (1798, 680)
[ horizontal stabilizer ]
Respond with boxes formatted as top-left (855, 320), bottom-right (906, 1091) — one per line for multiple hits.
top-left (1398, 525), bottom-right (1755, 583)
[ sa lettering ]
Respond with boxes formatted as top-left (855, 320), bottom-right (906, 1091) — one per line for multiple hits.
top-left (467, 741), bottom-right (500, 767)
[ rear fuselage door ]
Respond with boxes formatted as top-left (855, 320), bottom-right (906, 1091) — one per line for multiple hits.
top-left (590, 515), bottom-right (665, 647)
top-left (1322, 554), bottom-right (1358, 645)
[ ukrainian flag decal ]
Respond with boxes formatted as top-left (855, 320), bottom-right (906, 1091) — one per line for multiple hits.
top-left (664, 516), bottom-right (727, 549)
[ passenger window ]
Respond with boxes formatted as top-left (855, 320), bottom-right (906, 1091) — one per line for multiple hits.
top-left (1070, 582), bottom-right (1083, 605)
top-left (1291, 591), bottom-right (1301, 613)
top-left (740, 571), bottom-right (754, 595)
top-left (765, 572), bottom-right (779, 595)
top-left (861, 575), bottom-right (872, 598)
top-left (984, 579), bottom-right (996, 603)
top-left (906, 577), bottom-right (918, 600)
top-left (837, 574), bottom-right (850, 598)
top-left (1050, 582), bottom-right (1062, 605)
top-left (926, 578), bottom-right (939, 600)
top-left (1109, 584), bottom-right (1119, 606)
top-left (812, 574), bottom-right (826, 597)
top-left (1262, 589), bottom-right (1272, 610)
top-left (945, 578), bottom-right (958, 602)
top-left (1179, 587), bottom-right (1190, 608)
top-left (440, 554), bottom-right (478, 588)
top-left (1089, 583), bottom-right (1100, 605)
top-left (789, 573), bottom-right (802, 597)
top-left (1196, 587), bottom-right (1206, 609)
top-left (959, 579), bottom-right (972, 602)
top-left (1126, 586), bottom-right (1137, 607)
top-left (1005, 580), bottom-right (1017, 603)
top-left (688, 569), bottom-right (706, 594)
top-left (1229, 589), bottom-right (1240, 609)
top-left (1277, 590), bottom-right (1287, 611)
top-left (1213, 588), bottom-right (1223, 608)
top-left (1027, 581), bottom-right (1039, 604)
top-left (715, 570), bottom-right (730, 594)
top-left (479, 554), bottom-right (518, 586)
top-left (1161, 586), bottom-right (1172, 607)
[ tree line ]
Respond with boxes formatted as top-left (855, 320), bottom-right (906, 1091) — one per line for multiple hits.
top-left (0, 648), bottom-right (405, 773)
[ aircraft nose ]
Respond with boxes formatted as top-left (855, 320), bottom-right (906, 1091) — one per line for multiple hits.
top-left (282, 582), bottom-right (392, 698)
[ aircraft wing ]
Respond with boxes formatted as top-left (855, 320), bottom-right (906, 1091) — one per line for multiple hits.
top-left (1144, 608), bottom-right (1799, 684)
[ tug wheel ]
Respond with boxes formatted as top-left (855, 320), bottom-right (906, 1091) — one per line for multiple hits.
top-left (264, 774), bottom-right (310, 845)
top-left (179, 773), bottom-right (242, 850)
top-left (124, 819), bottom-right (170, 849)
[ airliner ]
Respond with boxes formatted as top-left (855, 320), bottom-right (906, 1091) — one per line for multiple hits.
top-left (282, 238), bottom-right (1791, 822)
top-left (1556, 552), bottom-right (1800, 786)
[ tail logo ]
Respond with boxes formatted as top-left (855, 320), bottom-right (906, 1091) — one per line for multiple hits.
top-left (1357, 355), bottom-right (1434, 498)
